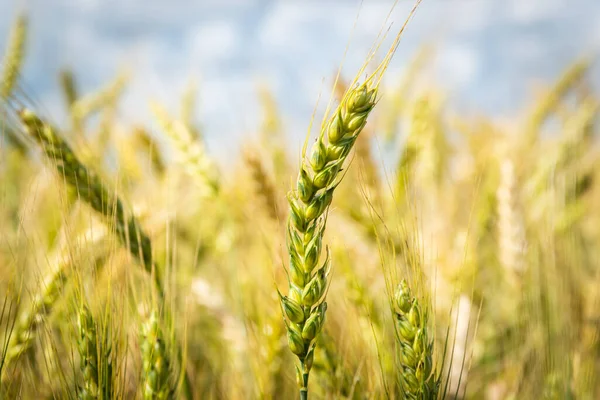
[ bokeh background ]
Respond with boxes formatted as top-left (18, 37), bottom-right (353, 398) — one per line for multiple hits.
top-left (1, 0), bottom-right (599, 162)
top-left (2, 1), bottom-right (600, 399)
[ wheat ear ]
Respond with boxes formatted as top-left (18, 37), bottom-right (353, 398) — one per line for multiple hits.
top-left (393, 280), bottom-right (437, 400)
top-left (3, 265), bottom-right (67, 371)
top-left (497, 157), bottom-right (526, 279)
top-left (71, 73), bottom-right (127, 124)
top-left (140, 310), bottom-right (175, 400)
top-left (281, 81), bottom-right (377, 399)
top-left (243, 149), bottom-right (282, 222)
top-left (150, 102), bottom-right (219, 196)
top-left (0, 14), bottom-right (28, 150)
top-left (0, 14), bottom-right (27, 101)
top-left (59, 69), bottom-right (79, 110)
top-left (77, 305), bottom-right (103, 400)
top-left (18, 109), bottom-right (161, 293)
top-left (525, 59), bottom-right (590, 144)
top-left (2, 227), bottom-right (107, 378)
top-left (278, 2), bottom-right (425, 386)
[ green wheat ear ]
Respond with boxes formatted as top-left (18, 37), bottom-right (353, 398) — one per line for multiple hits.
top-left (393, 280), bottom-right (438, 400)
top-left (140, 310), bottom-right (175, 400)
top-left (77, 305), bottom-right (102, 400)
top-left (18, 109), bottom-right (161, 293)
top-left (280, 81), bottom-right (377, 400)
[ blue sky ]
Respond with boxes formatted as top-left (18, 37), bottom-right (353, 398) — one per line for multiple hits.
top-left (1, 0), bottom-right (599, 160)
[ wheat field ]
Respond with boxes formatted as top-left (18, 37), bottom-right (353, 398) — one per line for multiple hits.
top-left (0, 4), bottom-right (599, 400)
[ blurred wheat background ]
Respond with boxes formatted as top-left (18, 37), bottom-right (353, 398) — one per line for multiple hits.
top-left (1, 1), bottom-right (599, 399)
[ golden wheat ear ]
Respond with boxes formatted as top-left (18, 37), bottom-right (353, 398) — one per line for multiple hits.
top-left (150, 101), bottom-right (220, 197)
top-left (0, 14), bottom-right (27, 102)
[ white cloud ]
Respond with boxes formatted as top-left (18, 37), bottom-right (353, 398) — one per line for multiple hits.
top-left (512, 34), bottom-right (546, 62)
top-left (447, 2), bottom-right (493, 33)
top-left (507, 0), bottom-right (562, 23)
top-left (437, 44), bottom-right (480, 88)
top-left (188, 20), bottom-right (239, 62)
top-left (259, 3), bottom-right (327, 49)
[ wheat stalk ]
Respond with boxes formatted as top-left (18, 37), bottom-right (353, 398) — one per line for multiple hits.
top-left (393, 280), bottom-right (437, 400)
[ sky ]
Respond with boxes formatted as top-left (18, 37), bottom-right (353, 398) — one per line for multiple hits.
top-left (1, 0), bottom-right (599, 161)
